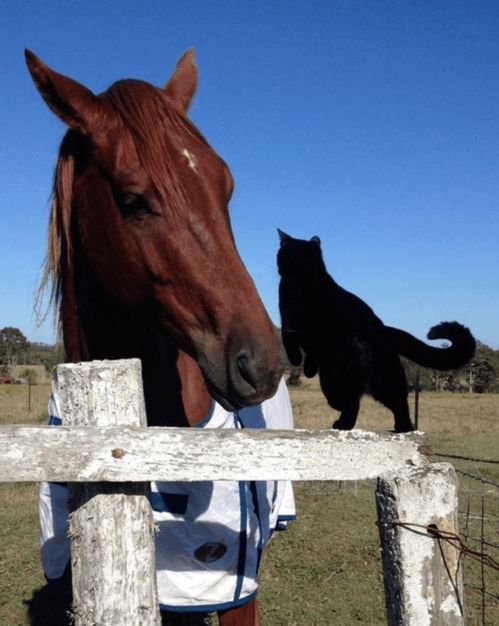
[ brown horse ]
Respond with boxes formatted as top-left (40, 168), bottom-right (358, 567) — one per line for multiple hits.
top-left (26, 49), bottom-right (284, 626)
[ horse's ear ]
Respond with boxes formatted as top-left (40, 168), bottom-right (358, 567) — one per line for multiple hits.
top-left (164, 49), bottom-right (198, 112)
top-left (278, 229), bottom-right (290, 245)
top-left (25, 49), bottom-right (104, 133)
top-left (310, 235), bottom-right (321, 247)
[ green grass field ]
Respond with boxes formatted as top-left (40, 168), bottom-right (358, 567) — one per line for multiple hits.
top-left (0, 380), bottom-right (497, 625)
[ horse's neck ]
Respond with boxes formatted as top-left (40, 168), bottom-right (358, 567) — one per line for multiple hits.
top-left (140, 340), bottom-right (212, 427)
top-left (175, 350), bottom-right (213, 426)
top-left (61, 270), bottom-right (211, 427)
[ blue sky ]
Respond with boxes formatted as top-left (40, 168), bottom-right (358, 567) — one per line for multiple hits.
top-left (1, 1), bottom-right (498, 348)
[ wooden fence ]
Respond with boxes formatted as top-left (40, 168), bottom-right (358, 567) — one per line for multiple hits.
top-left (1, 359), bottom-right (465, 625)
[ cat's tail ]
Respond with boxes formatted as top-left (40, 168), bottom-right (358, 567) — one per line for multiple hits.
top-left (384, 321), bottom-right (476, 370)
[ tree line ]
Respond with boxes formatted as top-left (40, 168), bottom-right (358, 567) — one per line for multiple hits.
top-left (1, 326), bottom-right (499, 393)
top-left (401, 341), bottom-right (499, 393)
top-left (0, 327), bottom-right (63, 378)
top-left (286, 338), bottom-right (499, 393)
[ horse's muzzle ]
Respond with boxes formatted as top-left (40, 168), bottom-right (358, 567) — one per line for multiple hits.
top-left (198, 335), bottom-right (285, 410)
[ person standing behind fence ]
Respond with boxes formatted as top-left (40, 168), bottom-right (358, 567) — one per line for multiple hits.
top-left (39, 375), bottom-right (296, 620)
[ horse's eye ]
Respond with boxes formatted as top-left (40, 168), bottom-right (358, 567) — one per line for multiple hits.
top-left (119, 193), bottom-right (151, 219)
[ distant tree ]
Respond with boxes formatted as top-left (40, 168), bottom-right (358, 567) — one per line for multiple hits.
top-left (401, 358), bottom-right (433, 391)
top-left (0, 363), bottom-right (10, 377)
top-left (465, 342), bottom-right (499, 393)
top-left (431, 370), bottom-right (452, 392)
top-left (491, 348), bottom-right (499, 391)
top-left (42, 343), bottom-right (64, 374)
top-left (469, 360), bottom-right (496, 393)
top-left (0, 327), bottom-right (30, 367)
top-left (25, 341), bottom-right (64, 373)
top-left (20, 367), bottom-right (39, 385)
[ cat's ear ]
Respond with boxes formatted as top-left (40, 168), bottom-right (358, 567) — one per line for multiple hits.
top-left (310, 235), bottom-right (321, 247)
top-left (278, 228), bottom-right (290, 246)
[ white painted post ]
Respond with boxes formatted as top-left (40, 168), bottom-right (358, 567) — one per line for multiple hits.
top-left (376, 462), bottom-right (464, 626)
top-left (55, 359), bottom-right (160, 626)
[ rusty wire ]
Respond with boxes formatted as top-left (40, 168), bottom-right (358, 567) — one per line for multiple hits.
top-left (377, 520), bottom-right (499, 573)
top-left (433, 451), bottom-right (499, 465)
top-left (377, 518), bottom-right (499, 621)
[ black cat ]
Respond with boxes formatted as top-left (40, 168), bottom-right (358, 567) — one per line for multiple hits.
top-left (277, 230), bottom-right (476, 432)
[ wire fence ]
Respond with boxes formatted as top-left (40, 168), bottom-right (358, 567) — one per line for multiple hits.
top-left (379, 517), bottom-right (499, 623)
top-left (429, 449), bottom-right (499, 626)
top-left (453, 467), bottom-right (499, 625)
top-left (299, 450), bottom-right (499, 626)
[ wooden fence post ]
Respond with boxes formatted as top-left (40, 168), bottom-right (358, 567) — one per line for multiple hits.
top-left (55, 359), bottom-right (160, 626)
top-left (376, 462), bottom-right (464, 626)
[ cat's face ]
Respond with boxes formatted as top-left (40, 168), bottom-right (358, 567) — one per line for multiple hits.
top-left (277, 230), bottom-right (323, 279)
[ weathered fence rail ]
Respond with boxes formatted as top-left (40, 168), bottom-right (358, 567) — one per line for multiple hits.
top-left (0, 424), bottom-right (428, 482)
top-left (0, 359), bottom-right (464, 625)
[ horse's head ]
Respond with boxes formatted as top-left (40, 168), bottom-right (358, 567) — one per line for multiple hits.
top-left (26, 50), bottom-right (284, 409)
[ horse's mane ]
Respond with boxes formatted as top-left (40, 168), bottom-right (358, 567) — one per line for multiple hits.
top-left (35, 131), bottom-right (77, 332)
top-left (37, 79), bottom-right (209, 330)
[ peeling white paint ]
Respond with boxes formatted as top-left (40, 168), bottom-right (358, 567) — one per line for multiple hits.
top-left (377, 464), bottom-right (464, 626)
top-left (0, 425), bottom-right (428, 482)
top-left (441, 593), bottom-right (462, 616)
top-left (59, 359), bottom-right (160, 626)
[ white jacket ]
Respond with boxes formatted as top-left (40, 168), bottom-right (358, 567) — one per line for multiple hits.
top-left (39, 378), bottom-right (296, 612)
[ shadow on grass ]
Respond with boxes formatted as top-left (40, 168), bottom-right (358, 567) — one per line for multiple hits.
top-left (24, 567), bottom-right (212, 626)
top-left (24, 575), bottom-right (72, 625)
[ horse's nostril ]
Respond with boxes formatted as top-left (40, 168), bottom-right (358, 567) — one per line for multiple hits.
top-left (236, 353), bottom-right (257, 391)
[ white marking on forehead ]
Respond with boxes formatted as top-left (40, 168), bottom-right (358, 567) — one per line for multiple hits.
top-left (182, 148), bottom-right (198, 173)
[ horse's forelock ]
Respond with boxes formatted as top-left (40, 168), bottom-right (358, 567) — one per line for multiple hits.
top-left (103, 79), bottom-right (206, 217)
